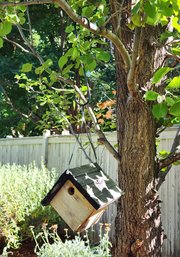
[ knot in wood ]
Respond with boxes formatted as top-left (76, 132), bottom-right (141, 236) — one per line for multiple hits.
top-left (130, 239), bottom-right (144, 255)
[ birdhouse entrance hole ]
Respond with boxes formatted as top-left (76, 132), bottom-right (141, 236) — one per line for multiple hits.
top-left (68, 186), bottom-right (75, 195)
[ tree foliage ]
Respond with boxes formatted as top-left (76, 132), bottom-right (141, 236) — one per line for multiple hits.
top-left (0, 0), bottom-right (180, 256)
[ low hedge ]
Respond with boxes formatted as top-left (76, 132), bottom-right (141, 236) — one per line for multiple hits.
top-left (0, 163), bottom-right (61, 249)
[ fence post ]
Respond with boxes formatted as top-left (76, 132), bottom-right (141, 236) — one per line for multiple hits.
top-left (42, 130), bottom-right (50, 167)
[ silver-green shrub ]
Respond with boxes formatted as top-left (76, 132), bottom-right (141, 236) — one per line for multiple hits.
top-left (31, 224), bottom-right (112, 257)
top-left (0, 162), bottom-right (60, 249)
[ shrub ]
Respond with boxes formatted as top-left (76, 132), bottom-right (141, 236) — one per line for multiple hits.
top-left (31, 224), bottom-right (112, 257)
top-left (0, 162), bottom-right (61, 249)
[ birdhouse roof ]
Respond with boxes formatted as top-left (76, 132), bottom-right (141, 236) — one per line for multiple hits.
top-left (42, 163), bottom-right (122, 210)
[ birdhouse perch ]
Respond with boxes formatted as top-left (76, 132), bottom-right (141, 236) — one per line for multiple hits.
top-left (42, 163), bottom-right (122, 232)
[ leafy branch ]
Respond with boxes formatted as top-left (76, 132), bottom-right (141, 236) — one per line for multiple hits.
top-left (57, 76), bottom-right (120, 161)
top-left (0, 0), bottom-right (131, 72)
top-left (0, 0), bottom-right (51, 6)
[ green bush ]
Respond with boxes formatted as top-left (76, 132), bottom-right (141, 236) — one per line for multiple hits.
top-left (31, 224), bottom-right (112, 257)
top-left (0, 162), bottom-right (61, 249)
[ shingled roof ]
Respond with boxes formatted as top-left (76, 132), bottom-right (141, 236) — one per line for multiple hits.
top-left (42, 163), bottom-right (122, 209)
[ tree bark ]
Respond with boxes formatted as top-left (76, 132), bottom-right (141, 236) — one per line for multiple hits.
top-left (115, 95), bottom-right (163, 257)
top-left (113, 25), bottom-right (164, 257)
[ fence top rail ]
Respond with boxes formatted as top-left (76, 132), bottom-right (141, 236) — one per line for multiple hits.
top-left (0, 136), bottom-right (43, 145)
top-left (0, 127), bottom-right (178, 145)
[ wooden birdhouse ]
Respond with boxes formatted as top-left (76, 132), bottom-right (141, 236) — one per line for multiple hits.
top-left (41, 163), bottom-right (122, 232)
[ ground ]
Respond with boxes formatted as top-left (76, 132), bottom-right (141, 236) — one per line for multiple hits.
top-left (0, 241), bottom-right (36, 257)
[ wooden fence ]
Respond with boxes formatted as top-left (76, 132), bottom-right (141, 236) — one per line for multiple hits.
top-left (0, 128), bottom-right (179, 256)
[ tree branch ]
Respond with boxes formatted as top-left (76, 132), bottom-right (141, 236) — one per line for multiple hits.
top-left (54, 0), bottom-right (131, 70)
top-left (0, 0), bottom-right (131, 70)
top-left (26, 5), bottom-right (34, 46)
top-left (3, 36), bottom-right (33, 54)
top-left (58, 76), bottom-right (121, 162)
top-left (16, 24), bottom-right (44, 65)
top-left (127, 27), bottom-right (141, 96)
top-left (159, 152), bottom-right (180, 170)
top-left (0, 0), bottom-right (51, 7)
top-left (157, 126), bottom-right (180, 190)
top-left (0, 85), bottom-right (29, 119)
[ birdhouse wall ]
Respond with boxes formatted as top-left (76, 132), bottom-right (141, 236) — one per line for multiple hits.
top-left (50, 180), bottom-right (95, 231)
top-left (77, 207), bottom-right (107, 232)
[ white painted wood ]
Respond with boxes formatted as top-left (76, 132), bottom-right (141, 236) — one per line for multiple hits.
top-left (0, 128), bottom-right (179, 256)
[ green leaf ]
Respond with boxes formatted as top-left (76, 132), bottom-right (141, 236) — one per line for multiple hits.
top-left (81, 85), bottom-right (88, 92)
top-left (21, 63), bottom-right (32, 73)
top-left (35, 66), bottom-right (44, 75)
top-left (96, 50), bottom-right (110, 62)
top-left (58, 56), bottom-right (68, 70)
top-left (86, 59), bottom-right (97, 71)
top-left (62, 64), bottom-right (73, 75)
top-left (17, 5), bottom-right (26, 12)
top-left (65, 25), bottom-right (74, 33)
top-left (144, 91), bottom-right (159, 101)
top-left (0, 37), bottom-right (3, 48)
top-left (171, 47), bottom-right (180, 55)
top-left (42, 59), bottom-right (53, 69)
top-left (152, 103), bottom-right (168, 119)
top-left (131, 13), bottom-right (142, 27)
top-left (71, 47), bottom-right (79, 61)
top-left (166, 97), bottom-right (175, 106)
top-left (167, 76), bottom-right (180, 89)
top-left (132, 1), bottom-right (141, 14)
top-left (152, 67), bottom-right (172, 84)
top-left (0, 21), bottom-right (12, 37)
top-left (159, 150), bottom-right (170, 158)
top-left (169, 101), bottom-right (180, 116)
top-left (65, 48), bottom-right (74, 57)
top-left (6, 14), bottom-right (20, 24)
top-left (82, 6), bottom-right (95, 18)
top-left (145, 12), bottom-right (161, 26)
top-left (50, 71), bottom-right (58, 83)
top-left (144, 1), bottom-right (156, 18)
top-left (172, 17), bottom-right (180, 32)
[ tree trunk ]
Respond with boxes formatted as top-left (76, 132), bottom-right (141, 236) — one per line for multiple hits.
top-left (113, 26), bottom-right (165, 257)
top-left (115, 95), bottom-right (164, 257)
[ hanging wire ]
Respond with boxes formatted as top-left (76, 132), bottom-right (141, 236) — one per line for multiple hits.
top-left (52, 103), bottom-right (94, 164)
top-left (73, 21), bottom-right (98, 163)
top-left (80, 106), bottom-right (97, 162)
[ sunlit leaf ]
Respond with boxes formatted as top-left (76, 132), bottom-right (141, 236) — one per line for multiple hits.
top-left (166, 97), bottom-right (175, 106)
top-left (132, 1), bottom-right (141, 14)
top-left (172, 17), bottom-right (180, 32)
top-left (169, 101), bottom-right (180, 116)
top-left (21, 63), bottom-right (32, 73)
top-left (65, 25), bottom-right (74, 33)
top-left (0, 21), bottom-right (12, 37)
top-left (144, 91), bottom-right (159, 101)
top-left (152, 103), bottom-right (168, 119)
top-left (86, 59), bottom-right (97, 71)
top-left (0, 38), bottom-right (3, 48)
top-left (152, 67), bottom-right (172, 84)
top-left (42, 59), bottom-right (53, 69)
top-left (96, 50), bottom-right (110, 62)
top-left (58, 56), bottom-right (68, 70)
top-left (35, 66), bottom-right (44, 75)
top-left (167, 76), bottom-right (180, 89)
top-left (62, 64), bottom-right (73, 75)
top-left (131, 13), bottom-right (142, 26)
